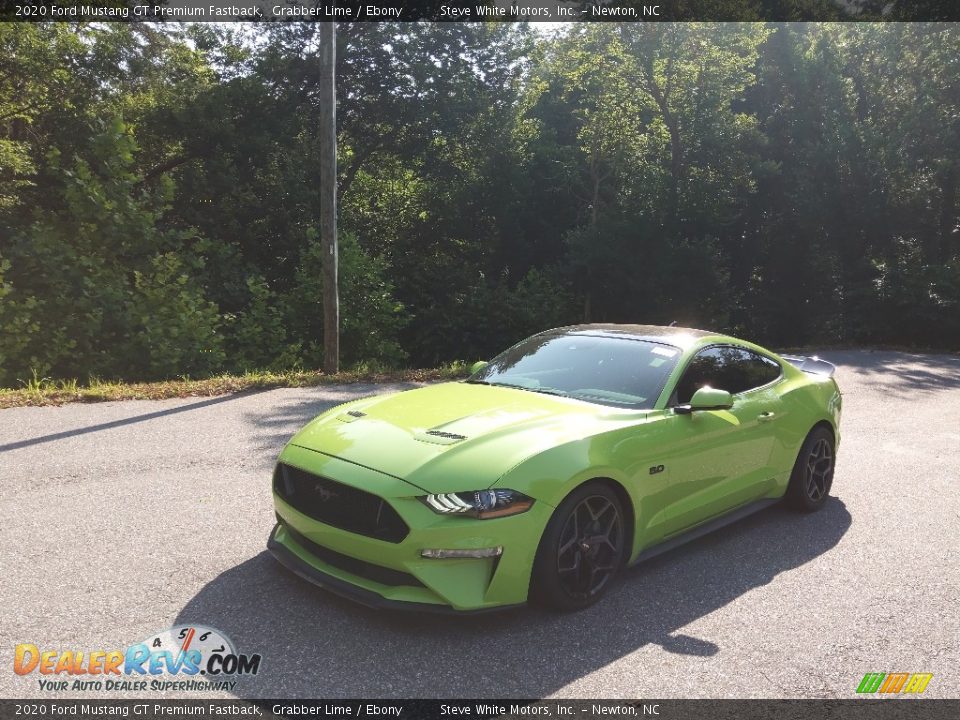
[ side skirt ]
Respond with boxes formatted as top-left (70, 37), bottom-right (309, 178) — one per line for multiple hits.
top-left (629, 498), bottom-right (780, 567)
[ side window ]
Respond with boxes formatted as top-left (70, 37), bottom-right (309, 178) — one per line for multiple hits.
top-left (674, 347), bottom-right (781, 403)
top-left (738, 350), bottom-right (782, 392)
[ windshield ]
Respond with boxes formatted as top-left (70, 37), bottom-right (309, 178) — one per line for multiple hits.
top-left (468, 332), bottom-right (682, 409)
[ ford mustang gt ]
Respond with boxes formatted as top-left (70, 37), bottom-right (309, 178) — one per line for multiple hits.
top-left (268, 324), bottom-right (841, 612)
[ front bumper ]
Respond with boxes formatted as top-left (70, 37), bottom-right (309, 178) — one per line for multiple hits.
top-left (268, 524), bottom-right (521, 614)
top-left (268, 444), bottom-right (553, 612)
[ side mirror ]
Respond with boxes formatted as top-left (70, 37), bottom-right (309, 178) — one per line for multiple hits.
top-left (674, 387), bottom-right (733, 415)
top-left (469, 360), bottom-right (489, 375)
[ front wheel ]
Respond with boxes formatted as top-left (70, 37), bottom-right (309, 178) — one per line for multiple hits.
top-left (530, 482), bottom-right (628, 611)
top-left (785, 426), bottom-right (835, 512)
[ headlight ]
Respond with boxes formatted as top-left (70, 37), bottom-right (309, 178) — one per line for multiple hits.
top-left (421, 489), bottom-right (534, 519)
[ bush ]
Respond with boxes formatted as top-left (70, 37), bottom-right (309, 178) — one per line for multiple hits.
top-left (0, 256), bottom-right (48, 387)
top-left (0, 120), bottom-right (230, 383)
top-left (126, 252), bottom-right (225, 378)
top-left (866, 240), bottom-right (960, 347)
top-left (285, 232), bottom-right (408, 368)
top-left (224, 275), bottom-right (301, 372)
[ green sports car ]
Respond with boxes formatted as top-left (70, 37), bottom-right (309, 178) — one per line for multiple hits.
top-left (268, 324), bottom-right (841, 612)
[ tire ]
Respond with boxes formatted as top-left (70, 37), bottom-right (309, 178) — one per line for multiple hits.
top-left (785, 425), bottom-right (836, 512)
top-left (529, 481), bottom-right (628, 611)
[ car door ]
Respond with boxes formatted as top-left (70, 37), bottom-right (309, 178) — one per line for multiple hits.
top-left (656, 346), bottom-right (784, 537)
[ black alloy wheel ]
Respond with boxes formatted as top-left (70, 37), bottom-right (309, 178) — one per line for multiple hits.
top-left (556, 494), bottom-right (623, 599)
top-left (531, 482), bottom-right (627, 611)
top-left (805, 436), bottom-right (833, 502)
top-left (786, 426), bottom-right (835, 512)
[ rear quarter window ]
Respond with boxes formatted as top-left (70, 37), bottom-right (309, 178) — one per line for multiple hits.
top-left (675, 346), bottom-right (782, 403)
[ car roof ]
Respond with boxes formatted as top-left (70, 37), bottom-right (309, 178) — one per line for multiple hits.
top-left (548, 323), bottom-right (727, 350)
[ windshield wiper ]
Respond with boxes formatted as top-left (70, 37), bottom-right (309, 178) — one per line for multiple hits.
top-left (526, 387), bottom-right (569, 397)
top-left (490, 383), bottom-right (569, 397)
top-left (465, 379), bottom-right (569, 397)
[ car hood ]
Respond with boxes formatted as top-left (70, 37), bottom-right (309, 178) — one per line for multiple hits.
top-left (289, 382), bottom-right (639, 494)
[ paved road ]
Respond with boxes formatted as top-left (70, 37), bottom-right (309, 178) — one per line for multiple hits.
top-left (2, 351), bottom-right (958, 700)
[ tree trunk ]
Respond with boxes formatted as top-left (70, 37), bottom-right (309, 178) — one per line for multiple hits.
top-left (646, 79), bottom-right (683, 234)
top-left (937, 163), bottom-right (957, 265)
top-left (319, 21), bottom-right (339, 374)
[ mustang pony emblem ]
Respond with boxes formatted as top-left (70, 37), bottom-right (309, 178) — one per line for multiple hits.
top-left (313, 484), bottom-right (339, 502)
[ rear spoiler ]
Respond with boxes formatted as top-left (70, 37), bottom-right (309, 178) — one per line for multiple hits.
top-left (779, 354), bottom-right (837, 378)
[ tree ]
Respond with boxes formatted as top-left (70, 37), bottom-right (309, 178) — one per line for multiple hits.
top-left (3, 22), bottom-right (960, 388)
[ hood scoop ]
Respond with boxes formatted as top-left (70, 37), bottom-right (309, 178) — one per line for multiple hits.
top-left (411, 405), bottom-right (555, 446)
top-left (336, 409), bottom-right (367, 423)
top-left (414, 429), bottom-right (468, 445)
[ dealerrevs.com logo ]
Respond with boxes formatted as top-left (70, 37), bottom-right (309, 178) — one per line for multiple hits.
top-left (14, 625), bottom-right (262, 693)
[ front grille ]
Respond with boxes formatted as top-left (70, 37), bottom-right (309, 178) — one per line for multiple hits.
top-left (273, 463), bottom-right (409, 543)
top-left (284, 524), bottom-right (424, 588)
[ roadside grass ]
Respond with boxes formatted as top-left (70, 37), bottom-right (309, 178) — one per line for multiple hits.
top-left (0, 362), bottom-right (472, 409)
top-left (5, 345), bottom-right (956, 410)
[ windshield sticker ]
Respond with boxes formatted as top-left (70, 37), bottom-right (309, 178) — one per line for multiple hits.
top-left (651, 346), bottom-right (678, 358)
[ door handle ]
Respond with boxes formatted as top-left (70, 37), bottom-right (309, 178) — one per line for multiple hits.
top-left (757, 411), bottom-right (776, 422)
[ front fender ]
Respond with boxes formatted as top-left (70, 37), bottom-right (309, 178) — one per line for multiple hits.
top-left (493, 424), bottom-right (668, 562)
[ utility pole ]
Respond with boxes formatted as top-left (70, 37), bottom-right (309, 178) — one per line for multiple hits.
top-left (319, 20), bottom-right (339, 374)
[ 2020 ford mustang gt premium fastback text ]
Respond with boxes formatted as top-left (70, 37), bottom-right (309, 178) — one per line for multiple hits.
top-left (268, 324), bottom-right (841, 612)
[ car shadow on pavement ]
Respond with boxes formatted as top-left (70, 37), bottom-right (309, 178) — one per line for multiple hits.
top-left (175, 498), bottom-right (851, 698)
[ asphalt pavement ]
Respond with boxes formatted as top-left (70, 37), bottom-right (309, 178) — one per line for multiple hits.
top-left (1, 350), bottom-right (958, 699)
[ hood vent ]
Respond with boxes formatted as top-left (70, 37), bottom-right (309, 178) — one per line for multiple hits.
top-left (425, 430), bottom-right (466, 440)
top-left (414, 428), bottom-right (468, 445)
top-left (336, 409), bottom-right (367, 423)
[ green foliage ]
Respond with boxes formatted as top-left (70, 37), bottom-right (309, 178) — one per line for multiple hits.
top-left (288, 232), bottom-right (408, 368)
top-left (419, 268), bottom-right (576, 364)
top-left (1, 23), bottom-right (959, 389)
top-left (1, 113), bottom-right (225, 382)
top-left (0, 24), bottom-right (76, 208)
top-left (225, 275), bottom-right (301, 372)
top-left (127, 252), bottom-right (224, 378)
top-left (869, 243), bottom-right (960, 344)
top-left (0, 256), bottom-right (38, 387)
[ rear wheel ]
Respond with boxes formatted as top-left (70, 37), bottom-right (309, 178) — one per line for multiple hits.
top-left (786, 426), bottom-right (835, 512)
top-left (530, 482), bottom-right (627, 611)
